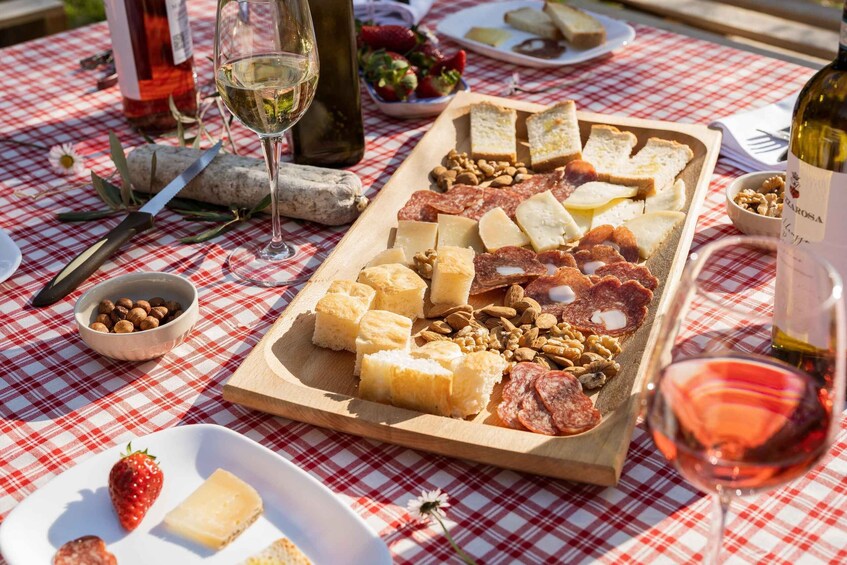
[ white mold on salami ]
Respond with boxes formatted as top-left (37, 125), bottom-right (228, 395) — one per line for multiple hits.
top-left (582, 260), bottom-right (605, 275)
top-left (496, 265), bottom-right (526, 276)
top-left (549, 285), bottom-right (576, 304)
top-left (590, 309), bottom-right (627, 331)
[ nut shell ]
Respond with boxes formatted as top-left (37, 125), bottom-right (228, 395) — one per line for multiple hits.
top-left (139, 316), bottom-right (160, 331)
top-left (127, 307), bottom-right (147, 327)
top-left (97, 300), bottom-right (115, 315)
top-left (110, 305), bottom-right (129, 322)
top-left (150, 306), bottom-right (168, 320)
top-left (116, 297), bottom-right (134, 310)
top-left (133, 300), bottom-right (151, 314)
top-left (113, 320), bottom-right (134, 334)
top-left (90, 322), bottom-right (110, 333)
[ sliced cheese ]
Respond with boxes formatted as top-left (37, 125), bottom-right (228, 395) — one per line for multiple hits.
top-left (623, 211), bottom-right (686, 259)
top-left (590, 198), bottom-right (644, 229)
top-left (430, 246), bottom-right (475, 307)
top-left (478, 207), bottom-right (531, 251)
top-left (163, 469), bottom-right (263, 550)
top-left (563, 181), bottom-right (639, 210)
top-left (515, 190), bottom-right (583, 252)
top-left (367, 247), bottom-right (408, 267)
top-left (393, 220), bottom-right (437, 262)
top-left (645, 178), bottom-right (686, 213)
top-left (566, 206), bottom-right (593, 235)
top-left (436, 214), bottom-right (484, 253)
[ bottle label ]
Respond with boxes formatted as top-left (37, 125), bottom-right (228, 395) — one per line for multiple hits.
top-left (165, 0), bottom-right (193, 65)
top-left (782, 153), bottom-right (833, 243)
top-left (103, 0), bottom-right (141, 99)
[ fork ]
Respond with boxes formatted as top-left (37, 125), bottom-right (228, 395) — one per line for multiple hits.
top-left (756, 127), bottom-right (790, 142)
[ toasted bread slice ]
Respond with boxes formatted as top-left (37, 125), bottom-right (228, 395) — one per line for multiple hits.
top-left (608, 138), bottom-right (694, 197)
top-left (581, 125), bottom-right (638, 182)
top-left (543, 2), bottom-right (606, 49)
top-left (240, 538), bottom-right (312, 565)
top-left (470, 102), bottom-right (517, 162)
top-left (526, 100), bottom-right (582, 172)
top-left (504, 7), bottom-right (562, 40)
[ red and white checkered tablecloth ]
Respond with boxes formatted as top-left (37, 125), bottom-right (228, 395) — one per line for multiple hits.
top-left (2, 0), bottom-right (846, 563)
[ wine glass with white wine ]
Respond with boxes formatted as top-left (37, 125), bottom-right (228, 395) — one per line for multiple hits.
top-left (214, 0), bottom-right (319, 286)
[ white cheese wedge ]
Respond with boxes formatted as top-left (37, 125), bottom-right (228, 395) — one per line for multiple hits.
top-left (566, 206), bottom-right (593, 235)
top-left (436, 214), bottom-right (484, 253)
top-left (623, 211), bottom-right (686, 259)
top-left (645, 178), bottom-right (686, 213)
top-left (590, 198), bottom-right (644, 229)
top-left (516, 190), bottom-right (583, 252)
top-left (563, 182), bottom-right (639, 210)
top-left (430, 246), bottom-right (475, 306)
top-left (367, 247), bottom-right (408, 267)
top-left (478, 207), bottom-right (531, 252)
top-left (393, 220), bottom-right (438, 261)
top-left (163, 469), bottom-right (263, 551)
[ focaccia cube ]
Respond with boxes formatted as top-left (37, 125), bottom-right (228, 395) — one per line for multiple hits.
top-left (354, 309), bottom-right (412, 376)
top-left (312, 293), bottom-right (370, 353)
top-left (327, 279), bottom-right (376, 309)
top-left (430, 246), bottom-right (475, 306)
top-left (357, 263), bottom-right (427, 320)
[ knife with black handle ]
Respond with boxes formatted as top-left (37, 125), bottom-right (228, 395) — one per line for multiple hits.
top-left (32, 141), bottom-right (222, 307)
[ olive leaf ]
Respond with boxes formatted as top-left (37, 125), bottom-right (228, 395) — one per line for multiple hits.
top-left (179, 217), bottom-right (243, 243)
top-left (91, 171), bottom-right (123, 210)
top-left (57, 209), bottom-right (124, 221)
top-left (108, 131), bottom-right (135, 207)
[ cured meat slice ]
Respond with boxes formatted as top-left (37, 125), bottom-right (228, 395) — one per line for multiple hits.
top-left (509, 170), bottom-right (564, 200)
top-left (535, 371), bottom-right (602, 435)
top-left (572, 245), bottom-right (626, 275)
top-left (398, 191), bottom-right (463, 222)
top-left (525, 267), bottom-right (593, 316)
top-left (577, 225), bottom-right (640, 262)
top-left (498, 362), bottom-right (546, 430)
top-left (594, 261), bottom-right (659, 291)
top-left (461, 187), bottom-right (522, 220)
top-left (563, 159), bottom-right (599, 187)
top-left (471, 246), bottom-right (547, 295)
top-left (517, 387), bottom-right (559, 435)
top-left (561, 277), bottom-right (654, 337)
top-left (535, 250), bottom-right (577, 275)
top-left (54, 536), bottom-right (117, 565)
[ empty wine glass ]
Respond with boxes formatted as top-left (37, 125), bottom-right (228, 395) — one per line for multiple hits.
top-left (214, 0), bottom-right (319, 286)
top-left (642, 236), bottom-right (845, 564)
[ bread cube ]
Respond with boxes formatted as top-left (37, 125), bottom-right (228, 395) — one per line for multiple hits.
top-left (312, 294), bottom-right (370, 353)
top-left (360, 349), bottom-right (453, 416)
top-left (450, 351), bottom-right (507, 418)
top-left (410, 341), bottom-right (464, 370)
top-left (327, 279), bottom-right (376, 309)
top-left (430, 246), bottom-right (475, 307)
top-left (354, 309), bottom-right (412, 376)
top-left (357, 263), bottom-right (427, 320)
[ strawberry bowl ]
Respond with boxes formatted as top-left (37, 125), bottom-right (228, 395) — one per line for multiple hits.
top-left (364, 77), bottom-right (470, 119)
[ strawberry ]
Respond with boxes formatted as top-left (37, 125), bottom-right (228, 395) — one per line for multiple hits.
top-left (359, 25), bottom-right (418, 54)
top-left (408, 41), bottom-right (444, 73)
top-left (374, 66), bottom-right (418, 101)
top-left (430, 50), bottom-right (466, 75)
top-left (108, 443), bottom-right (163, 531)
top-left (416, 69), bottom-right (460, 99)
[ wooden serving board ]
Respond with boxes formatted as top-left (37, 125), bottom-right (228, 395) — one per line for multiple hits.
top-left (223, 92), bottom-right (722, 486)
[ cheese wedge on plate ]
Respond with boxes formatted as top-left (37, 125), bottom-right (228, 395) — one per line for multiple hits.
top-left (563, 182), bottom-right (639, 210)
top-left (436, 214), bottom-right (484, 252)
top-left (590, 198), bottom-right (644, 229)
top-left (478, 207), bottom-right (531, 251)
top-left (393, 220), bottom-right (438, 261)
top-left (516, 190), bottom-right (583, 251)
top-left (623, 211), bottom-right (686, 259)
top-left (645, 178), bottom-right (686, 213)
top-left (367, 247), bottom-right (408, 267)
top-left (240, 538), bottom-right (312, 565)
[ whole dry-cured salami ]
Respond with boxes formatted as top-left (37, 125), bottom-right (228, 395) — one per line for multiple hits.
top-left (572, 245), bottom-right (626, 275)
top-left (498, 362), bottom-right (546, 430)
top-left (535, 250), bottom-right (577, 274)
top-left (53, 536), bottom-right (117, 565)
top-left (594, 261), bottom-right (659, 291)
top-left (525, 267), bottom-right (593, 316)
top-left (471, 246), bottom-right (547, 295)
top-left (561, 277), bottom-right (654, 336)
top-left (397, 191), bottom-right (462, 222)
top-left (576, 225), bottom-right (640, 263)
top-left (535, 371), bottom-right (602, 435)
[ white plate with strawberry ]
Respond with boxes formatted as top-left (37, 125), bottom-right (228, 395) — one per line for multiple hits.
top-left (0, 424), bottom-right (391, 565)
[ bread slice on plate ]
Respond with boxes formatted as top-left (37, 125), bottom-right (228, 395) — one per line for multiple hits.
top-left (608, 138), bottom-right (694, 197)
top-left (470, 102), bottom-right (517, 162)
top-left (240, 538), bottom-right (312, 565)
top-left (504, 7), bottom-right (562, 40)
top-left (582, 125), bottom-right (637, 182)
top-left (526, 100), bottom-right (582, 172)
top-left (543, 1), bottom-right (606, 49)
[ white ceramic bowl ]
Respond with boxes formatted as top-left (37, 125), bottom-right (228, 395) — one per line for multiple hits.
top-left (725, 171), bottom-right (784, 237)
top-left (74, 272), bottom-right (199, 362)
top-left (364, 78), bottom-right (470, 119)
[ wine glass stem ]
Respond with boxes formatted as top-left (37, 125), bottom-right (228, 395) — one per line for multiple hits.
top-left (705, 491), bottom-right (732, 565)
top-left (259, 135), bottom-right (289, 256)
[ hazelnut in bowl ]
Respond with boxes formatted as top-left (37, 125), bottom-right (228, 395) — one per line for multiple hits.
top-left (726, 171), bottom-right (784, 237)
top-left (74, 272), bottom-right (199, 362)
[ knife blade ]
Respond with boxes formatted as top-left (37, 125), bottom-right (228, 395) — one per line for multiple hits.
top-left (32, 141), bottom-right (222, 307)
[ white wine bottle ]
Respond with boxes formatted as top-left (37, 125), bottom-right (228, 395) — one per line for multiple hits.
top-left (774, 2), bottom-right (847, 360)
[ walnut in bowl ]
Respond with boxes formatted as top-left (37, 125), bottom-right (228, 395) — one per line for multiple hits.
top-left (726, 171), bottom-right (784, 237)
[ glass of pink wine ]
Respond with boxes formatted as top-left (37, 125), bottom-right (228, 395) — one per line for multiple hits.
top-left (642, 236), bottom-right (845, 564)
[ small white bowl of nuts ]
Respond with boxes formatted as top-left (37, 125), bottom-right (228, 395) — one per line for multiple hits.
top-left (726, 171), bottom-right (784, 237)
top-left (74, 272), bottom-right (198, 361)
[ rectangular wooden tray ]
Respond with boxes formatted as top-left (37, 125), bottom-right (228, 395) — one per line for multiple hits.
top-left (223, 92), bottom-right (722, 486)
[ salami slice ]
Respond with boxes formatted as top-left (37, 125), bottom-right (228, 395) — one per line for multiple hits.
top-left (509, 170), bottom-right (563, 200)
top-left (397, 191), bottom-right (462, 222)
top-left (561, 277), bottom-right (654, 337)
top-left (535, 371), bottom-right (602, 435)
top-left (525, 267), bottom-right (593, 316)
top-left (572, 245), bottom-right (626, 275)
top-left (53, 536), bottom-right (117, 565)
top-left (577, 225), bottom-right (640, 263)
top-left (536, 250), bottom-right (577, 274)
top-left (563, 159), bottom-right (599, 187)
top-left (517, 387), bottom-right (559, 435)
top-left (594, 261), bottom-right (659, 291)
top-left (461, 187), bottom-right (522, 220)
top-left (471, 246), bottom-right (547, 295)
top-left (498, 362), bottom-right (546, 429)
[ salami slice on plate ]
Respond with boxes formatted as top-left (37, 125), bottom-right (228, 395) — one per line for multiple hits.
top-left (53, 536), bottom-right (117, 565)
top-left (471, 246), bottom-right (547, 295)
top-left (577, 225), bottom-right (640, 263)
top-left (535, 250), bottom-right (577, 274)
top-left (572, 245), bottom-right (626, 275)
top-left (525, 267), bottom-right (593, 316)
top-left (498, 362), bottom-right (546, 430)
top-left (594, 261), bottom-right (659, 291)
top-left (535, 371), bottom-right (602, 435)
top-left (561, 277), bottom-right (653, 336)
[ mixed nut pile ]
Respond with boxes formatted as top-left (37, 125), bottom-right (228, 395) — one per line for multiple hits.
top-left (90, 297), bottom-right (184, 334)
top-left (733, 174), bottom-right (784, 218)
top-left (430, 149), bottom-right (533, 191)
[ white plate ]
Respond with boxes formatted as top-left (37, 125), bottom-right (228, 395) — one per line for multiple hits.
top-left (437, 0), bottom-right (636, 68)
top-left (365, 78), bottom-right (470, 119)
top-left (0, 228), bottom-right (21, 284)
top-left (0, 425), bottom-right (392, 565)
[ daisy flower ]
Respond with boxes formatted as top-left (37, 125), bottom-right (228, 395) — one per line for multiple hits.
top-left (48, 143), bottom-right (86, 176)
top-left (406, 489), bottom-right (477, 565)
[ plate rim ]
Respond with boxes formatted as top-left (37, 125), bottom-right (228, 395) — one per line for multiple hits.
top-left (0, 228), bottom-right (22, 284)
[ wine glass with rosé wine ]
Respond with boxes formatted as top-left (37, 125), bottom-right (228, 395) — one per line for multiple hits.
top-left (214, 0), bottom-right (319, 286)
top-left (641, 236), bottom-right (845, 564)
